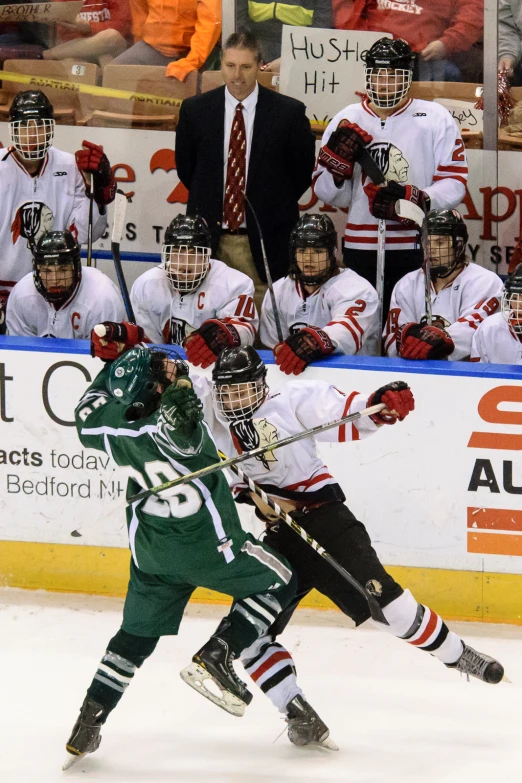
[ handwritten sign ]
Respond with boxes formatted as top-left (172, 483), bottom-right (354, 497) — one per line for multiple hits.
top-left (0, 2), bottom-right (83, 24)
top-left (434, 99), bottom-right (484, 134)
top-left (279, 27), bottom-right (392, 128)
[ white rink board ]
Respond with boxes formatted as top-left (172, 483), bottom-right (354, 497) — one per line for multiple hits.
top-left (0, 340), bottom-right (521, 576)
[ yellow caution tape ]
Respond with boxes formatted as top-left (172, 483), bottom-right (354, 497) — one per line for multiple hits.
top-left (0, 70), bottom-right (183, 108)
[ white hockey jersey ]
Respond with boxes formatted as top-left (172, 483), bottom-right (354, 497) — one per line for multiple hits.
top-left (192, 376), bottom-right (379, 501)
top-left (6, 267), bottom-right (125, 339)
top-left (384, 263), bottom-right (503, 361)
top-left (0, 146), bottom-right (107, 298)
top-left (130, 259), bottom-right (258, 345)
top-left (260, 269), bottom-right (379, 356)
top-left (314, 98), bottom-right (468, 252)
top-left (470, 313), bottom-right (522, 364)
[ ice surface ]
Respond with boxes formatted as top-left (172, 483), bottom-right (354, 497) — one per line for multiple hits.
top-left (1, 587), bottom-right (521, 783)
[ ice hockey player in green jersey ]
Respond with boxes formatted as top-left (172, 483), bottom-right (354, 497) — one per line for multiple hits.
top-left (63, 333), bottom-right (299, 769)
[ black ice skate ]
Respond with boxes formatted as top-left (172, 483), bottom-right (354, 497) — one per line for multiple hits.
top-left (180, 636), bottom-right (253, 717)
top-left (285, 695), bottom-right (338, 750)
top-left (63, 698), bottom-right (107, 770)
top-left (446, 643), bottom-right (505, 684)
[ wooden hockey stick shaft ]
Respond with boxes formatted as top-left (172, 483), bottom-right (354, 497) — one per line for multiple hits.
top-left (86, 173), bottom-right (94, 268)
top-left (127, 403), bottom-right (385, 504)
top-left (244, 193), bottom-right (284, 343)
top-left (220, 451), bottom-right (389, 625)
top-left (111, 190), bottom-right (135, 323)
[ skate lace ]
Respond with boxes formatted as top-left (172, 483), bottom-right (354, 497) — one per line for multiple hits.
top-left (454, 646), bottom-right (489, 680)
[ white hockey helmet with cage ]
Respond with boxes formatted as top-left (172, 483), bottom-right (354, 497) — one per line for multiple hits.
top-left (502, 263), bottom-right (522, 335)
top-left (363, 38), bottom-right (415, 110)
top-left (212, 346), bottom-right (268, 422)
top-left (9, 90), bottom-right (55, 161)
top-left (162, 213), bottom-right (211, 294)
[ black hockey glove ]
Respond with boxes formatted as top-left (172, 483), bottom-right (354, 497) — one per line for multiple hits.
top-left (365, 181), bottom-right (430, 225)
top-left (275, 326), bottom-right (334, 375)
top-left (318, 120), bottom-right (374, 181)
top-left (397, 322), bottom-right (455, 360)
top-left (367, 381), bottom-right (415, 425)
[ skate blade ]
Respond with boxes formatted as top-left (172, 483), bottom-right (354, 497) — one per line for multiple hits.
top-left (180, 662), bottom-right (247, 717)
top-left (317, 736), bottom-right (339, 751)
top-left (62, 751), bottom-right (84, 770)
top-left (502, 674), bottom-right (512, 684)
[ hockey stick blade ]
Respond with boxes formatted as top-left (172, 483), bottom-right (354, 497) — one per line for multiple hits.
top-left (127, 403), bottom-right (385, 504)
top-left (111, 190), bottom-right (127, 245)
top-left (395, 199), bottom-right (425, 228)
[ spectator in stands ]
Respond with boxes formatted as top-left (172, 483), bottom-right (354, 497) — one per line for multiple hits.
top-left (43, 0), bottom-right (131, 68)
top-left (6, 231), bottom-right (125, 338)
top-left (383, 210), bottom-right (502, 362)
top-left (110, 0), bottom-right (221, 82)
top-left (236, 0), bottom-right (332, 73)
top-left (175, 31), bottom-right (316, 316)
top-left (261, 214), bottom-right (379, 371)
top-left (337, 0), bottom-right (484, 82)
top-left (499, 0), bottom-right (522, 85)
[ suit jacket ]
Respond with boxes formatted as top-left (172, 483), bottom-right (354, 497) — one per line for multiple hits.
top-left (175, 84), bottom-right (316, 282)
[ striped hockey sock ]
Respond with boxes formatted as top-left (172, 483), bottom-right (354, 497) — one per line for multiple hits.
top-left (382, 590), bottom-right (463, 664)
top-left (241, 636), bottom-right (303, 714)
top-left (87, 651), bottom-right (137, 714)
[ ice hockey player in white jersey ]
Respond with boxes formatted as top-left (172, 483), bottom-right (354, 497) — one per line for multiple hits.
top-left (131, 214), bottom-right (258, 367)
top-left (314, 37), bottom-right (468, 316)
top-left (471, 264), bottom-right (522, 364)
top-left (6, 230), bottom-right (125, 338)
top-left (261, 214), bottom-right (379, 372)
top-left (384, 209), bottom-right (503, 361)
top-left (0, 90), bottom-right (115, 324)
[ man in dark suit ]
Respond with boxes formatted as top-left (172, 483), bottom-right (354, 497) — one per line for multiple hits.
top-left (175, 30), bottom-right (316, 316)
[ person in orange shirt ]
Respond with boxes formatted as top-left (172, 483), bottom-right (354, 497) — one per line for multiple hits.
top-left (43, 0), bottom-right (131, 67)
top-left (111, 0), bottom-right (221, 82)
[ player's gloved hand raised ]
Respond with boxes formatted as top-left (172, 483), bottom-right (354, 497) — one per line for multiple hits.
top-left (184, 319), bottom-right (240, 368)
top-left (91, 322), bottom-right (145, 361)
top-left (365, 181), bottom-right (429, 225)
top-left (318, 120), bottom-right (374, 181)
top-left (275, 326), bottom-right (334, 375)
top-left (367, 381), bottom-right (415, 425)
top-left (160, 376), bottom-right (203, 440)
top-left (75, 140), bottom-right (116, 206)
top-left (397, 322), bottom-right (455, 360)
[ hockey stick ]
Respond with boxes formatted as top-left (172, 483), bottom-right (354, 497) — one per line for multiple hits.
top-left (244, 193), bottom-right (283, 343)
top-left (395, 200), bottom-right (432, 325)
top-left (127, 403), bottom-right (385, 504)
top-left (219, 451), bottom-right (389, 625)
top-left (86, 173), bottom-right (95, 268)
top-left (111, 189), bottom-right (135, 323)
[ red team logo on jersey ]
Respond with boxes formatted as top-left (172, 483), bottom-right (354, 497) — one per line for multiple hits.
top-left (11, 202), bottom-right (55, 248)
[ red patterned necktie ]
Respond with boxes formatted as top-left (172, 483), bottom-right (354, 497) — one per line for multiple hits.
top-left (224, 103), bottom-right (246, 231)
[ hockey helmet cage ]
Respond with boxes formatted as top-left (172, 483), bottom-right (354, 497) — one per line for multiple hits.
top-left (502, 263), bottom-right (522, 335)
top-left (33, 230), bottom-right (82, 306)
top-left (108, 345), bottom-right (181, 416)
top-left (363, 38), bottom-right (415, 109)
top-left (211, 346), bottom-right (268, 421)
top-left (289, 213), bottom-right (338, 286)
top-left (426, 209), bottom-right (468, 279)
top-left (9, 90), bottom-right (55, 160)
top-left (162, 213), bottom-right (211, 294)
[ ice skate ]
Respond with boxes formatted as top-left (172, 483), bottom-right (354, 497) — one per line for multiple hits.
top-left (180, 636), bottom-right (253, 717)
top-left (446, 643), bottom-right (505, 684)
top-left (285, 695), bottom-right (338, 750)
top-left (62, 698), bottom-right (107, 770)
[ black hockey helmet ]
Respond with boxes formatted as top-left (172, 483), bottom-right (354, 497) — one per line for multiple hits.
top-left (362, 38), bottom-right (415, 109)
top-left (289, 213), bottom-right (338, 286)
top-left (426, 209), bottom-right (468, 279)
top-left (502, 263), bottom-right (522, 335)
top-left (32, 230), bottom-right (82, 306)
top-left (211, 346), bottom-right (268, 421)
top-left (162, 213), bottom-right (211, 293)
top-left (108, 344), bottom-right (183, 418)
top-left (9, 90), bottom-right (55, 160)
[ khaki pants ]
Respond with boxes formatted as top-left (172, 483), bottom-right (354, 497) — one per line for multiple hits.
top-left (218, 233), bottom-right (268, 320)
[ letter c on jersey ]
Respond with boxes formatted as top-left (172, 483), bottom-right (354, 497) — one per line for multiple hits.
top-left (468, 385), bottom-right (522, 450)
top-left (42, 361), bottom-right (92, 427)
top-left (71, 312), bottom-right (81, 331)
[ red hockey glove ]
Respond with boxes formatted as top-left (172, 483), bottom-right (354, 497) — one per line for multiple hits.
top-left (90, 321), bottom-right (145, 361)
top-left (184, 319), bottom-right (240, 368)
top-left (397, 322), bottom-right (455, 360)
top-left (275, 326), bottom-right (334, 375)
top-left (365, 181), bottom-right (429, 225)
top-left (318, 120), bottom-right (374, 181)
top-left (368, 380), bottom-right (414, 425)
top-left (75, 140), bottom-right (116, 206)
